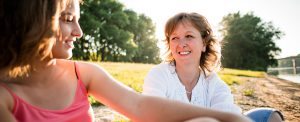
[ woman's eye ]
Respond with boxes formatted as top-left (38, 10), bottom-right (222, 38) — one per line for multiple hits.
top-left (67, 16), bottom-right (74, 22)
top-left (62, 15), bottom-right (74, 22)
top-left (186, 35), bottom-right (193, 38)
top-left (171, 37), bottom-right (178, 41)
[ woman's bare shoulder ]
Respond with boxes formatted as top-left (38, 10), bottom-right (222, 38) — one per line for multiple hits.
top-left (0, 84), bottom-right (14, 111)
top-left (0, 83), bottom-right (17, 121)
top-left (73, 60), bottom-right (105, 71)
top-left (70, 61), bottom-right (109, 85)
top-left (56, 59), bottom-right (101, 70)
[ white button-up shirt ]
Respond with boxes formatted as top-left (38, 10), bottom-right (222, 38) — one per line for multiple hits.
top-left (143, 63), bottom-right (241, 113)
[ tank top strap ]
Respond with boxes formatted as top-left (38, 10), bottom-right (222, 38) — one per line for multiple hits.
top-left (74, 61), bottom-right (88, 95)
top-left (74, 61), bottom-right (81, 80)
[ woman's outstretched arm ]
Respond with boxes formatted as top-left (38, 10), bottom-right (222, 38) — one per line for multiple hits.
top-left (79, 62), bottom-right (252, 122)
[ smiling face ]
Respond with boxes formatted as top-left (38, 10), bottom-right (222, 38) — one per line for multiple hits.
top-left (169, 21), bottom-right (206, 65)
top-left (164, 13), bottom-right (221, 75)
top-left (52, 0), bottom-right (82, 59)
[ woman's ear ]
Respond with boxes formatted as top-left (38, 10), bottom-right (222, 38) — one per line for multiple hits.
top-left (202, 46), bottom-right (206, 52)
top-left (202, 41), bottom-right (206, 52)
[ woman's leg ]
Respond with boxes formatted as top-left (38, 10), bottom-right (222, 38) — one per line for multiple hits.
top-left (269, 111), bottom-right (284, 122)
top-left (244, 108), bottom-right (284, 122)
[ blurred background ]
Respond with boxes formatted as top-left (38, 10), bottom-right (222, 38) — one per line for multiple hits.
top-left (78, 1), bottom-right (300, 121)
top-left (76, 0), bottom-right (299, 82)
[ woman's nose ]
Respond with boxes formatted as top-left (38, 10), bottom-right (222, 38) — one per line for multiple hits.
top-left (72, 23), bottom-right (83, 38)
top-left (178, 38), bottom-right (187, 48)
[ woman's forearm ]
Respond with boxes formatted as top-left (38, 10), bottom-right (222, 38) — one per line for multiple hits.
top-left (136, 95), bottom-right (252, 122)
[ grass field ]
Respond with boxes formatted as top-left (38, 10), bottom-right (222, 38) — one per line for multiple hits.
top-left (89, 62), bottom-right (265, 106)
top-left (96, 62), bottom-right (155, 93)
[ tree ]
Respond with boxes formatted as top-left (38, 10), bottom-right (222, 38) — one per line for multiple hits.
top-left (220, 12), bottom-right (283, 71)
top-left (125, 10), bottom-right (160, 63)
top-left (75, 0), bottom-right (137, 61)
top-left (73, 0), bottom-right (160, 63)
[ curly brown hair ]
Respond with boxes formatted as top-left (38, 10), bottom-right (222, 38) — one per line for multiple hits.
top-left (0, 0), bottom-right (68, 78)
top-left (163, 12), bottom-right (221, 76)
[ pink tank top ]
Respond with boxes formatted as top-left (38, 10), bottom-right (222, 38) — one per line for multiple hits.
top-left (0, 62), bottom-right (94, 122)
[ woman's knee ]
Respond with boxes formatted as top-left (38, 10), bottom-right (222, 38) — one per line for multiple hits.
top-left (268, 111), bottom-right (284, 122)
top-left (184, 117), bottom-right (220, 122)
top-left (244, 108), bottom-right (284, 122)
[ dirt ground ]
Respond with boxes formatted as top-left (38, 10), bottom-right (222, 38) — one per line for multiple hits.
top-left (93, 75), bottom-right (300, 122)
top-left (234, 76), bottom-right (300, 122)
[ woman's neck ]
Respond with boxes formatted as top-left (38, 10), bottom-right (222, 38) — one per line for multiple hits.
top-left (10, 58), bottom-right (58, 85)
top-left (0, 58), bottom-right (57, 82)
top-left (175, 62), bottom-right (200, 85)
top-left (32, 58), bottom-right (57, 69)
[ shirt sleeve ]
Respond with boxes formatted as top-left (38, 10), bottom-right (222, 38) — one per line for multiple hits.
top-left (142, 65), bottom-right (167, 98)
top-left (209, 73), bottom-right (242, 114)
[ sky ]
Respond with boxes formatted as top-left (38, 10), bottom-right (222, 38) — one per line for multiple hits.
top-left (118, 0), bottom-right (300, 58)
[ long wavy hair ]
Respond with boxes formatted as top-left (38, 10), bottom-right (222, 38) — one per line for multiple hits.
top-left (0, 0), bottom-right (67, 78)
top-left (163, 12), bottom-right (222, 76)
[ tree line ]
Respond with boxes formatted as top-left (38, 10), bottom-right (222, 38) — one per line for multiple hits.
top-left (74, 0), bottom-right (284, 71)
top-left (73, 0), bottom-right (160, 63)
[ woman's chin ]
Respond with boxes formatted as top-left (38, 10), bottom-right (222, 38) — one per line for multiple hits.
top-left (65, 53), bottom-right (73, 59)
top-left (53, 52), bottom-right (72, 59)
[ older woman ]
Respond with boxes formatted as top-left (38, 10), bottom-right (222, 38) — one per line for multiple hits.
top-left (143, 12), bottom-right (240, 113)
top-left (143, 12), bottom-right (284, 122)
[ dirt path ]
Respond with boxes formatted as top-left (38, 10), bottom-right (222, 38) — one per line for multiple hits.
top-left (234, 76), bottom-right (300, 122)
top-left (93, 76), bottom-right (300, 122)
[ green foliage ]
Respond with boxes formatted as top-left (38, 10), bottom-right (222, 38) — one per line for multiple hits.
top-left (220, 12), bottom-right (284, 71)
top-left (76, 0), bottom-right (135, 61)
top-left (124, 10), bottom-right (161, 64)
top-left (73, 0), bottom-right (160, 63)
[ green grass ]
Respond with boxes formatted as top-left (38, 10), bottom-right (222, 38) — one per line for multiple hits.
top-left (89, 62), bottom-right (154, 106)
top-left (219, 68), bottom-right (265, 78)
top-left (218, 74), bottom-right (241, 85)
top-left (96, 62), bottom-right (155, 93)
top-left (218, 68), bottom-right (265, 85)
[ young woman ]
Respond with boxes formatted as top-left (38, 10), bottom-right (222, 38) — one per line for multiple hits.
top-left (0, 0), bottom-right (252, 122)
